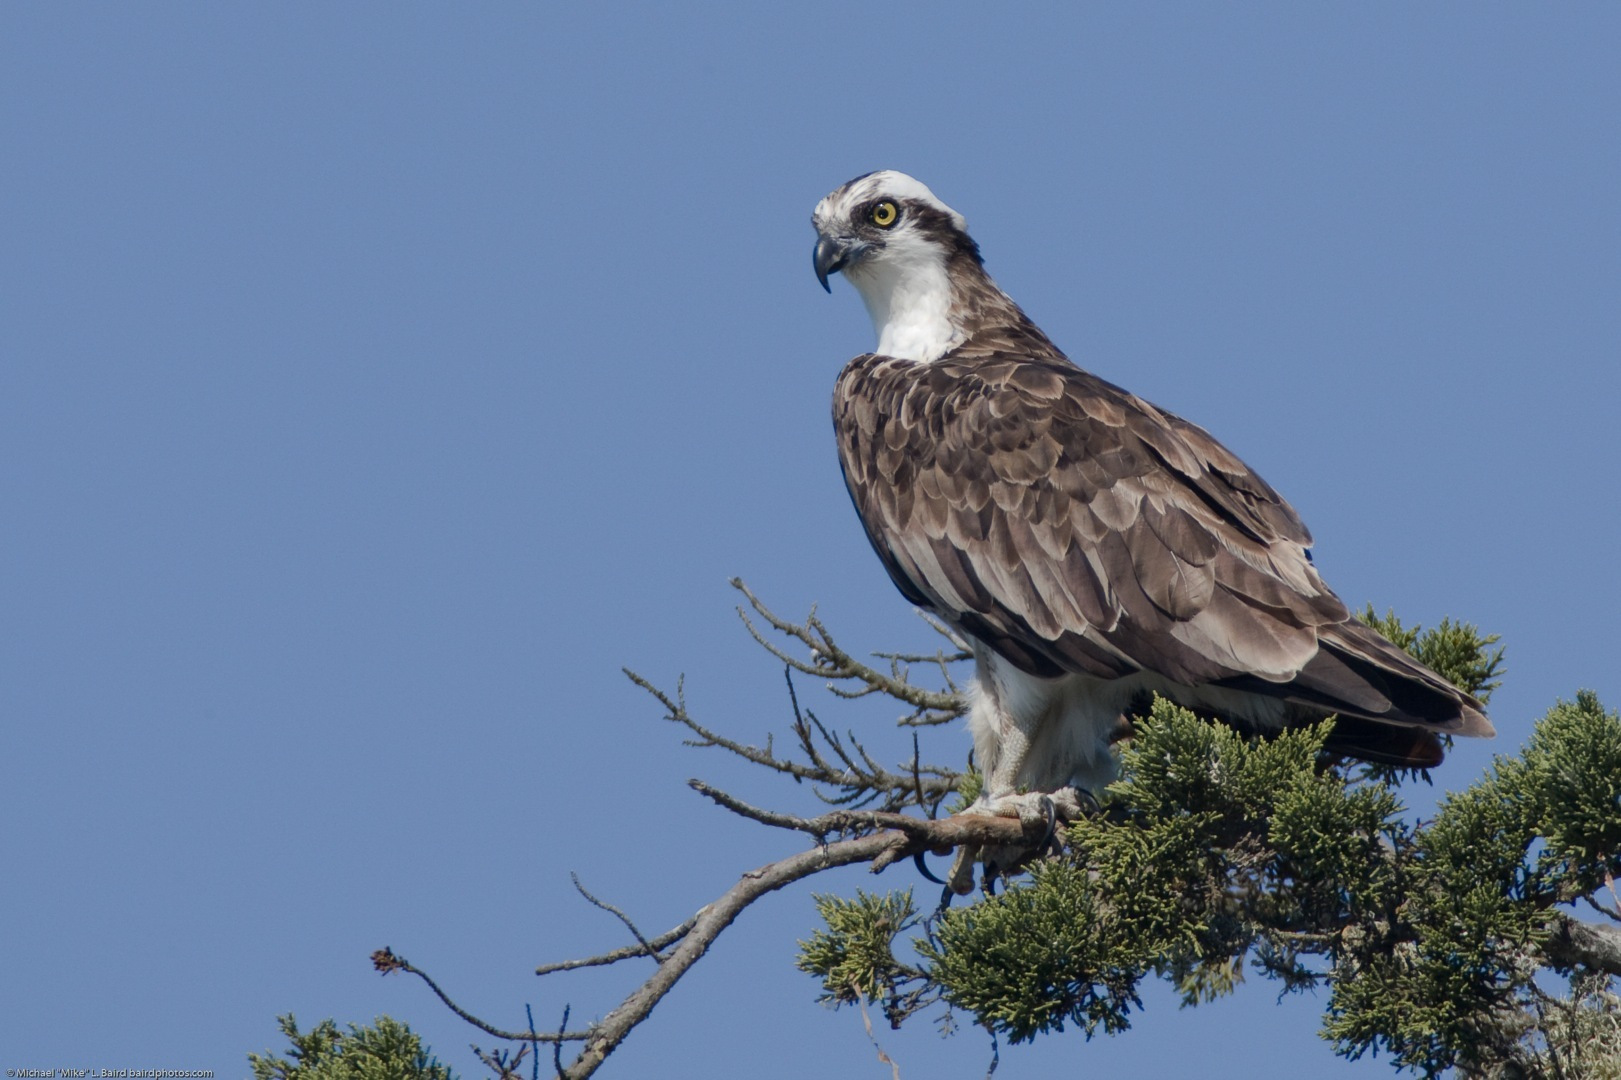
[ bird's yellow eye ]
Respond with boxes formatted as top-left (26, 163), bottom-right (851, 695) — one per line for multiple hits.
top-left (869, 201), bottom-right (899, 228)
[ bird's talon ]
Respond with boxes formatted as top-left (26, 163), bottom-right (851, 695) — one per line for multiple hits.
top-left (1037, 795), bottom-right (1066, 858)
top-left (912, 849), bottom-right (948, 886)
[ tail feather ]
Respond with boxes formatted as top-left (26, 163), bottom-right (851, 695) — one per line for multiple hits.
top-left (1315, 621), bottom-right (1495, 737)
top-left (1206, 617), bottom-right (1493, 767)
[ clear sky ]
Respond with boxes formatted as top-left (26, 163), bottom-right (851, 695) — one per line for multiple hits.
top-left (4, 4), bottom-right (1618, 1078)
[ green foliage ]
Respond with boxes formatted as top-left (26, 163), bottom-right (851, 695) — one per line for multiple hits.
top-left (918, 699), bottom-right (1405, 1042)
top-left (799, 691), bottom-right (1621, 1073)
top-left (797, 889), bottom-right (920, 1005)
top-left (921, 858), bottom-right (1140, 1041)
top-left (1524, 690), bottom-right (1621, 867)
top-left (1322, 692), bottom-right (1621, 1074)
top-left (249, 1015), bottom-right (454, 1080)
top-left (1324, 757), bottom-right (1545, 1073)
top-left (1356, 605), bottom-right (1506, 703)
top-left (1356, 606), bottom-right (1422, 654)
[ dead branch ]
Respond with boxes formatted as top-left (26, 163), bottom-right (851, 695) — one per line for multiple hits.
top-left (378, 808), bottom-right (1045, 1079)
top-left (731, 578), bottom-right (967, 727)
top-left (565, 806), bottom-right (1043, 1078)
top-left (623, 664), bottom-right (959, 814)
top-left (371, 947), bottom-right (592, 1045)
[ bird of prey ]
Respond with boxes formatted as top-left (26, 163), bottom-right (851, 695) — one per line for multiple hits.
top-left (812, 170), bottom-right (1492, 839)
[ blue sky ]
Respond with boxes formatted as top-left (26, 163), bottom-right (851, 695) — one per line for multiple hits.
top-left (3, 4), bottom-right (1618, 1077)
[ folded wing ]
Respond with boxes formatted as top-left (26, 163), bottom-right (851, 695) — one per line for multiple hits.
top-left (833, 346), bottom-right (1491, 766)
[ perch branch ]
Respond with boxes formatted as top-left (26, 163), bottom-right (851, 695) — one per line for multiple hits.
top-left (561, 809), bottom-right (1045, 1079)
top-left (381, 808), bottom-right (1048, 1078)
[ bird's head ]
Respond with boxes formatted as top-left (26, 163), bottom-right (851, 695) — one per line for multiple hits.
top-left (813, 172), bottom-right (1002, 362)
top-left (811, 171), bottom-right (979, 298)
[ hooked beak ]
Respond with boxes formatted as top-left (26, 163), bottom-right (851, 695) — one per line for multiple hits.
top-left (813, 234), bottom-right (856, 293)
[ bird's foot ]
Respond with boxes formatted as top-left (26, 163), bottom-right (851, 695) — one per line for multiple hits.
top-left (943, 787), bottom-right (1091, 895)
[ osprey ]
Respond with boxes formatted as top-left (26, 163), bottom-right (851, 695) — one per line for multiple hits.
top-left (813, 170), bottom-right (1492, 831)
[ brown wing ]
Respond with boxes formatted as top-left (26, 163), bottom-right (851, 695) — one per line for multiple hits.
top-left (833, 345), bottom-right (1491, 749)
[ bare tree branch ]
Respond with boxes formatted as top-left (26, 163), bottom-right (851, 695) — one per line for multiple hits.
top-left (560, 811), bottom-right (1044, 1079)
top-left (684, 778), bottom-right (1035, 857)
top-left (1583, 895), bottom-right (1621, 925)
top-left (731, 578), bottom-right (967, 726)
top-left (471, 1042), bottom-right (530, 1080)
top-left (372, 948), bottom-right (592, 1045)
top-left (622, 664), bottom-right (959, 814)
top-left (378, 807), bottom-right (1049, 1078)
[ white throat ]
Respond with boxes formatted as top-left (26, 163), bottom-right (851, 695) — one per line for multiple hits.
top-left (848, 253), bottom-right (964, 363)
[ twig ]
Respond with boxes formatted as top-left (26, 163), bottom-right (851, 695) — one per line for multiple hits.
top-left (686, 779), bottom-right (1031, 840)
top-left (372, 948), bottom-right (592, 1044)
top-left (524, 1004), bottom-right (540, 1080)
top-left (553, 1005), bottom-right (568, 1080)
top-left (731, 578), bottom-right (965, 719)
top-left (688, 779), bottom-right (837, 836)
top-left (623, 666), bottom-right (959, 813)
top-left (624, 668), bottom-right (955, 792)
top-left (874, 650), bottom-right (972, 665)
top-left (570, 873), bottom-right (667, 964)
top-left (534, 917), bottom-right (698, 976)
top-left (472, 1042), bottom-right (529, 1080)
top-left (1582, 895), bottom-right (1621, 924)
top-left (855, 985), bottom-right (902, 1080)
top-left (911, 733), bottom-right (930, 819)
